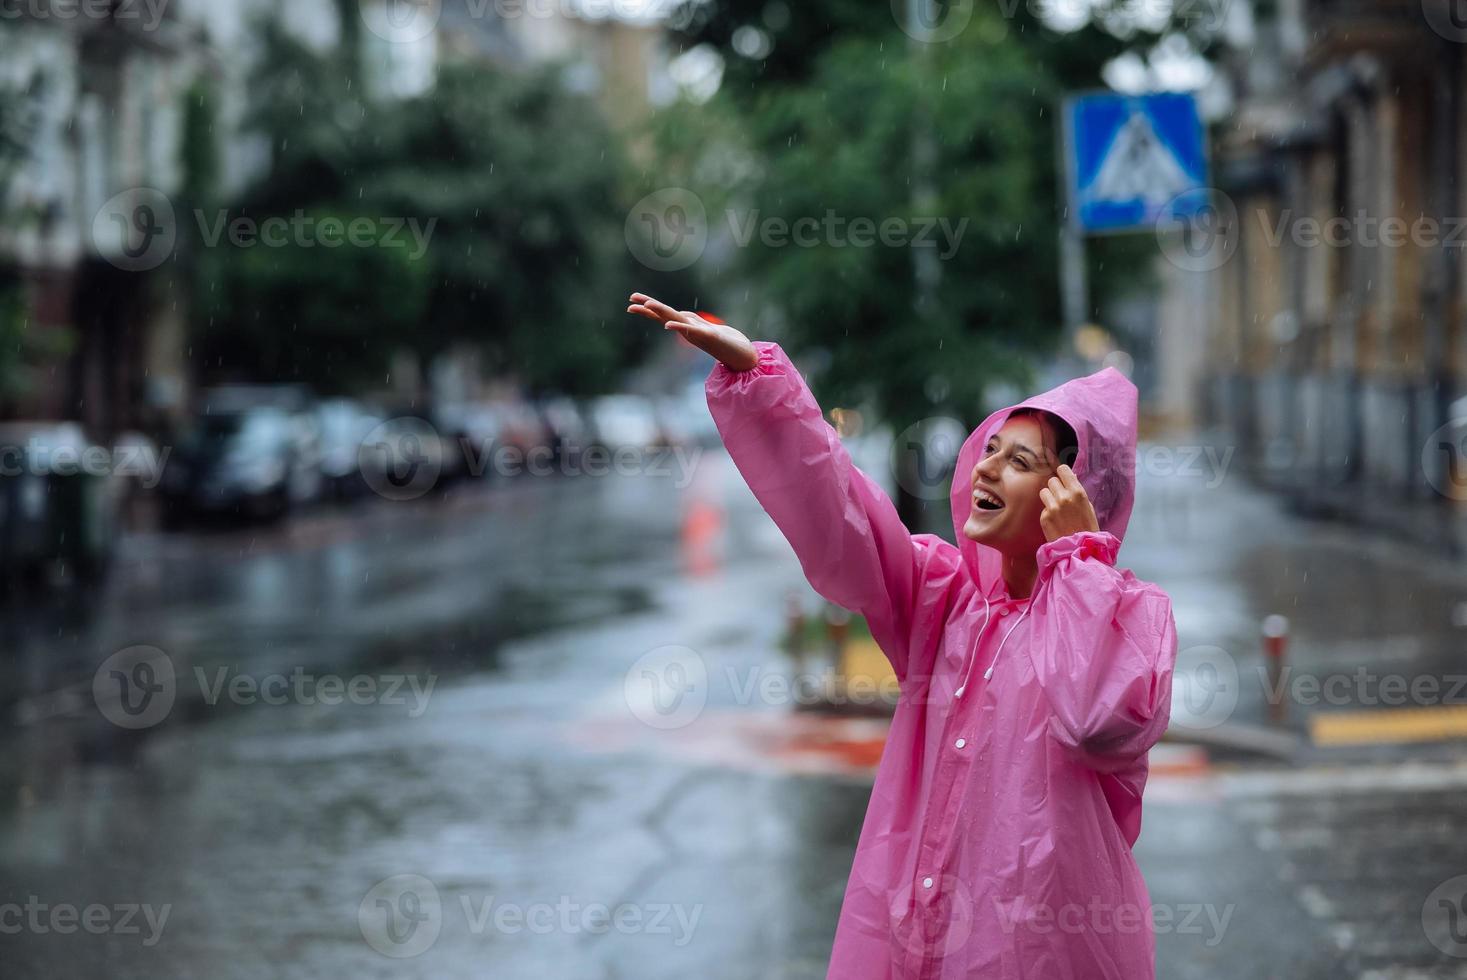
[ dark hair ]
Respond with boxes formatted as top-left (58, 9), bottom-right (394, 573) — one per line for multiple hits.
top-left (1009, 408), bottom-right (1078, 470)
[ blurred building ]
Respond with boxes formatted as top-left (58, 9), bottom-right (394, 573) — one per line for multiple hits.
top-left (1206, 0), bottom-right (1464, 514)
top-left (0, 0), bottom-right (344, 433)
top-left (0, 0), bottom-right (672, 434)
top-left (0, 4), bottom-right (197, 432)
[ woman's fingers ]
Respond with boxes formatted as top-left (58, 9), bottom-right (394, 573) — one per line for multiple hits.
top-left (1039, 487), bottom-right (1056, 510)
top-left (629, 305), bottom-right (696, 338)
top-left (1055, 463), bottom-right (1085, 493)
top-left (629, 293), bottom-right (690, 326)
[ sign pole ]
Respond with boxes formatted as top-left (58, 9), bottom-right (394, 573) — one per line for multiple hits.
top-left (1057, 95), bottom-right (1088, 335)
top-left (1059, 222), bottom-right (1087, 332)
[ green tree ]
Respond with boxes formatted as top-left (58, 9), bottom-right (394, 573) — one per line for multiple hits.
top-left (357, 60), bottom-right (664, 395)
top-left (655, 2), bottom-right (1162, 525)
top-left (195, 208), bottom-right (432, 391)
top-left (0, 64), bottom-right (75, 412)
top-left (206, 15), bottom-right (686, 397)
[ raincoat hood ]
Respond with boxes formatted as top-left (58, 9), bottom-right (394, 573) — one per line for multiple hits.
top-left (948, 366), bottom-right (1138, 597)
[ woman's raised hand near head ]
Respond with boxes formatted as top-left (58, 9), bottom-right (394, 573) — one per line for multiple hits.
top-left (627, 292), bottom-right (759, 372)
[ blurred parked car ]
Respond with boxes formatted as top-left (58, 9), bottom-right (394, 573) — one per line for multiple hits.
top-left (316, 398), bottom-right (384, 499)
top-left (431, 403), bottom-right (487, 482)
top-left (538, 397), bottom-right (590, 470)
top-left (675, 378), bottom-right (722, 448)
top-left (0, 422), bottom-right (120, 591)
top-left (200, 383), bottom-right (324, 504)
top-left (160, 405), bottom-right (321, 525)
top-left (588, 395), bottom-right (660, 450)
top-left (438, 399), bottom-right (555, 480)
top-left (356, 413), bottom-right (454, 497)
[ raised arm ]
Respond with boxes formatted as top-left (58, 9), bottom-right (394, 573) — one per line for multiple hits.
top-left (626, 293), bottom-right (961, 684)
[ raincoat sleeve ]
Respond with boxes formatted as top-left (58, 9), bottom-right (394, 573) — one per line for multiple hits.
top-left (704, 341), bottom-right (958, 685)
top-left (1028, 529), bottom-right (1177, 773)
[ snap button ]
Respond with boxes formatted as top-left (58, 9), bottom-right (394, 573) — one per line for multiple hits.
top-left (922, 877), bottom-right (934, 889)
top-left (955, 738), bottom-right (966, 749)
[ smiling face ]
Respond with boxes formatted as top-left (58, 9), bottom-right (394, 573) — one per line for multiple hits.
top-left (961, 411), bottom-right (1072, 557)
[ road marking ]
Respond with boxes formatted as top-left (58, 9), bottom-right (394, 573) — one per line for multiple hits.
top-left (1310, 704), bottom-right (1467, 746)
top-left (1213, 759), bottom-right (1467, 797)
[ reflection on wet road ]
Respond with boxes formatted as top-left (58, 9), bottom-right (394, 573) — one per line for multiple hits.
top-left (1, 459), bottom-right (870, 979)
top-left (3, 444), bottom-right (1466, 977)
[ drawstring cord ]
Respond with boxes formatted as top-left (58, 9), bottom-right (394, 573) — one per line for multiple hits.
top-left (953, 593), bottom-right (991, 700)
top-left (954, 583), bottom-right (1037, 700)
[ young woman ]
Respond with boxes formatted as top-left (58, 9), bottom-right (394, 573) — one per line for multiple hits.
top-left (628, 293), bottom-right (1179, 980)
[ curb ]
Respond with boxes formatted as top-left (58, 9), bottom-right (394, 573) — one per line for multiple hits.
top-left (1161, 721), bottom-right (1303, 762)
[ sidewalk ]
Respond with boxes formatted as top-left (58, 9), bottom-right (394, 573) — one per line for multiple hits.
top-left (1125, 434), bottom-right (1467, 762)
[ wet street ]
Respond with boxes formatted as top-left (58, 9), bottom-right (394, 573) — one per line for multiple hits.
top-left (3, 441), bottom-right (1467, 978)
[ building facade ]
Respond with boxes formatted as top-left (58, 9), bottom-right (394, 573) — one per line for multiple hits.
top-left (1208, 0), bottom-right (1466, 514)
top-left (0, 0), bottom-right (672, 435)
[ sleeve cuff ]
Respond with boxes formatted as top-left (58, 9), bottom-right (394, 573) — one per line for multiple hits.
top-left (705, 340), bottom-right (786, 395)
top-left (1036, 530), bottom-right (1120, 573)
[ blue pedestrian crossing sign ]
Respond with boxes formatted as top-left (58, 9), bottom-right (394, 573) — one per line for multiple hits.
top-left (1064, 92), bottom-right (1208, 234)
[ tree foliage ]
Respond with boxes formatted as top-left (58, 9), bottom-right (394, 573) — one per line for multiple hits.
top-left (658, 0), bottom-right (1161, 431)
top-left (199, 13), bottom-right (682, 396)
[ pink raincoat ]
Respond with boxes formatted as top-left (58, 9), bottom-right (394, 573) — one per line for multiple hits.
top-left (706, 342), bottom-right (1178, 979)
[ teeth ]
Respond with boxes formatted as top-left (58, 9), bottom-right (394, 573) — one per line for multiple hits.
top-left (973, 489), bottom-right (1003, 508)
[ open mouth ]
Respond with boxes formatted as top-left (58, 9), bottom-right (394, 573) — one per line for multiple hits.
top-left (973, 487), bottom-right (1005, 512)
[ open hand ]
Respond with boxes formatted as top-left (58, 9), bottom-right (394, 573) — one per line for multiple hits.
top-left (1039, 464), bottom-right (1100, 543)
top-left (627, 292), bottom-right (758, 372)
